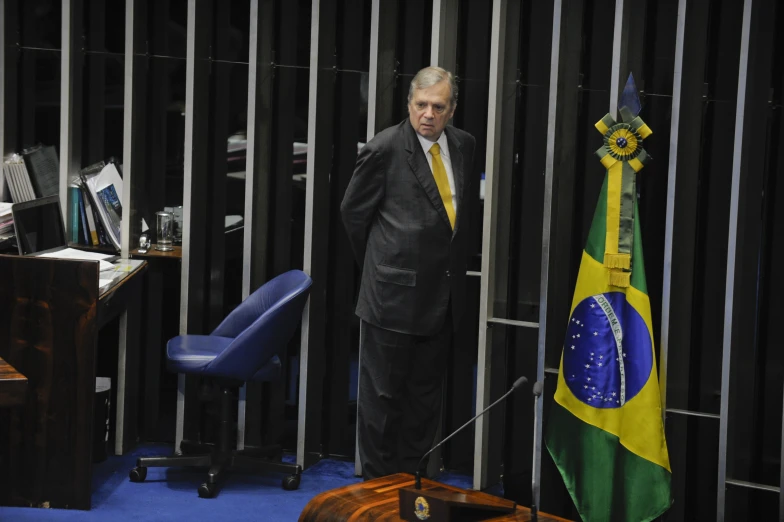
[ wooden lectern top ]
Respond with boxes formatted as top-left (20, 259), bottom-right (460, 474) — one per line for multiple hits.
top-left (0, 356), bottom-right (27, 407)
top-left (299, 473), bottom-right (571, 522)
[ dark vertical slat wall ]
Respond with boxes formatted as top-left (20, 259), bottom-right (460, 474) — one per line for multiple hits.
top-left (322, 0), bottom-right (369, 459)
top-left (240, 0), bottom-right (274, 451)
top-left (391, 0), bottom-right (433, 124)
top-left (667, 1), bottom-right (741, 520)
top-left (472, 0), bottom-right (517, 490)
top-left (662, 4), bottom-right (713, 522)
top-left (723, 0), bottom-right (780, 518)
top-left (506, 0), bottom-right (576, 510)
top-left (448, 0), bottom-right (493, 480)
top-left (179, 0), bottom-right (212, 447)
top-left (205, 1), bottom-right (231, 331)
top-left (3, 0), bottom-right (783, 518)
top-left (82, 0), bottom-right (106, 165)
top-left (368, 0), bottom-right (398, 136)
top-left (263, 0), bottom-right (309, 451)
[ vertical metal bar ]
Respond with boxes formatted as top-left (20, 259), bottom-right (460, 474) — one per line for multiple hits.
top-left (366, 0), bottom-right (382, 143)
top-left (0, 0), bottom-right (4, 168)
top-left (239, 0), bottom-right (274, 450)
top-left (176, 0), bottom-right (200, 452)
top-left (121, 0), bottom-right (137, 258)
top-left (608, 0), bottom-right (629, 120)
top-left (533, 0), bottom-right (568, 508)
top-left (430, 0), bottom-right (457, 72)
top-left (114, 0), bottom-right (138, 456)
top-left (659, 0), bottom-right (688, 417)
top-left (298, 0), bottom-right (336, 470)
top-left (59, 0), bottom-right (71, 212)
top-left (175, 370), bottom-right (186, 450)
top-left (535, 0), bottom-right (585, 507)
top-left (717, 0), bottom-right (753, 519)
top-left (780, 382), bottom-right (784, 520)
top-left (473, 0), bottom-right (507, 491)
top-left (297, 0), bottom-right (320, 472)
top-left (177, 0), bottom-right (210, 451)
top-left (59, 0), bottom-right (82, 227)
top-left (238, 0), bottom-right (260, 453)
top-left (180, 0), bottom-right (197, 335)
top-left (243, 0), bottom-right (274, 299)
top-left (177, 0), bottom-right (199, 451)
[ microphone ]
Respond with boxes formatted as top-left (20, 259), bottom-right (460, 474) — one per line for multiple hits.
top-left (532, 381), bottom-right (543, 397)
top-left (414, 375), bottom-right (529, 489)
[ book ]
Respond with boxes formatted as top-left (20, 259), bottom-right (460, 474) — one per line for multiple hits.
top-left (68, 185), bottom-right (81, 243)
top-left (22, 144), bottom-right (60, 198)
top-left (80, 161), bottom-right (122, 251)
top-left (78, 189), bottom-right (89, 245)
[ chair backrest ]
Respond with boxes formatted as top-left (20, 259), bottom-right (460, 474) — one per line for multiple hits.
top-left (204, 270), bottom-right (312, 381)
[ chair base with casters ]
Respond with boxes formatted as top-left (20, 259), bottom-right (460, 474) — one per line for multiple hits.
top-left (129, 384), bottom-right (301, 498)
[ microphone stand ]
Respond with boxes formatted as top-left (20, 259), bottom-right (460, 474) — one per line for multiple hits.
top-left (530, 381), bottom-right (544, 522)
top-left (414, 376), bottom-right (528, 490)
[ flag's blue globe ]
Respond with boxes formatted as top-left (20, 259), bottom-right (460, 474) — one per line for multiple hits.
top-left (563, 292), bottom-right (652, 408)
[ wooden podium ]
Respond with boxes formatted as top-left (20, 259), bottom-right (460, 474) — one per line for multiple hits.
top-left (299, 473), bottom-right (570, 521)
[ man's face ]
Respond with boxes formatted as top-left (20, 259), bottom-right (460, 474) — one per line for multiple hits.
top-left (408, 81), bottom-right (456, 142)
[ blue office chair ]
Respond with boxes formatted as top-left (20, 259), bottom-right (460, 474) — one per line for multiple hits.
top-left (129, 270), bottom-right (312, 498)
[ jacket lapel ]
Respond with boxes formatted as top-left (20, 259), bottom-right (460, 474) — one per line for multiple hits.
top-left (404, 122), bottom-right (453, 231)
top-left (445, 127), bottom-right (464, 238)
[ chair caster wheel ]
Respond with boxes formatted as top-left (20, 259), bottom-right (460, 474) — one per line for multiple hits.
top-left (198, 482), bottom-right (217, 498)
top-left (282, 474), bottom-right (300, 491)
top-left (129, 467), bottom-right (147, 482)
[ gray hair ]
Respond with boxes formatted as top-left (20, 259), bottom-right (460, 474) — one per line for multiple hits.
top-left (408, 66), bottom-right (458, 108)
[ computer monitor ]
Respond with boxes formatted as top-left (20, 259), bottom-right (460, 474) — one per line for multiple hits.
top-left (12, 195), bottom-right (68, 256)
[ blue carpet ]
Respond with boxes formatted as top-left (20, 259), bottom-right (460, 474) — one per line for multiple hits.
top-left (0, 445), bottom-right (499, 521)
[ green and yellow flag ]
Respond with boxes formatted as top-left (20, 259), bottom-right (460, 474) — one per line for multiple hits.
top-left (545, 74), bottom-right (671, 522)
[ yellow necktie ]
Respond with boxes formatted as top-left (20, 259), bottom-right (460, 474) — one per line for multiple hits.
top-left (429, 143), bottom-right (455, 229)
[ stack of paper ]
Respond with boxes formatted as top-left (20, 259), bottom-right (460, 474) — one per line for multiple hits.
top-left (0, 202), bottom-right (13, 236)
top-left (35, 247), bottom-right (115, 271)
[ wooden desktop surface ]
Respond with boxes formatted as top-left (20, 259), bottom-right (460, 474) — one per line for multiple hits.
top-left (299, 473), bottom-right (571, 522)
top-left (0, 356), bottom-right (27, 407)
top-left (130, 245), bottom-right (183, 259)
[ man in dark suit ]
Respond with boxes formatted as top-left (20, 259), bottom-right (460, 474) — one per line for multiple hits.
top-left (341, 66), bottom-right (476, 479)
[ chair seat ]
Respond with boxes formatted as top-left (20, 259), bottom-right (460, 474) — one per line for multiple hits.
top-left (166, 335), bottom-right (234, 374)
top-left (167, 335), bottom-right (283, 381)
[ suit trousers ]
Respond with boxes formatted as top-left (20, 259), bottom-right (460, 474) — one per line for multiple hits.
top-left (357, 313), bottom-right (452, 480)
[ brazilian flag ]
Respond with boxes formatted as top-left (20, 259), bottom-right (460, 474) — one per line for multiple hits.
top-left (545, 83), bottom-right (672, 522)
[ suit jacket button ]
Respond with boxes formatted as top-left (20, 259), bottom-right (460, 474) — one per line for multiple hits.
top-left (446, 270), bottom-right (450, 277)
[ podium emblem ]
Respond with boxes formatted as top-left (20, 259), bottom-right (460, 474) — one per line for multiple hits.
top-left (414, 496), bottom-right (430, 520)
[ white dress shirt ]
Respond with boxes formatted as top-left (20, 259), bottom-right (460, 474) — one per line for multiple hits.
top-left (416, 130), bottom-right (458, 215)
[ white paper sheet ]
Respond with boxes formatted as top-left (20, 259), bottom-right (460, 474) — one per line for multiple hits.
top-left (36, 247), bottom-right (115, 271)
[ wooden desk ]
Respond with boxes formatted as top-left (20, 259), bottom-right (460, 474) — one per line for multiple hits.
top-left (299, 473), bottom-right (571, 521)
top-left (0, 255), bottom-right (146, 510)
top-left (0, 356), bottom-right (27, 407)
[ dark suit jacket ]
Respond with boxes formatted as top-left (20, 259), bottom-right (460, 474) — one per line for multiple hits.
top-left (340, 119), bottom-right (476, 336)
